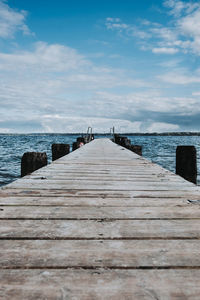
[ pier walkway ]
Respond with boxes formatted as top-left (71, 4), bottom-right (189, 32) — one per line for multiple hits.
top-left (1, 138), bottom-right (200, 299)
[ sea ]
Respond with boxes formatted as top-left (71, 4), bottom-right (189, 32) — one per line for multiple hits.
top-left (1, 134), bottom-right (200, 187)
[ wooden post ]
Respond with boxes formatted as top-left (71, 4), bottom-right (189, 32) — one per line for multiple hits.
top-left (52, 144), bottom-right (70, 161)
top-left (119, 137), bottom-right (130, 148)
top-left (72, 142), bottom-right (78, 151)
top-left (77, 137), bottom-right (85, 143)
top-left (176, 146), bottom-right (197, 184)
top-left (114, 134), bottom-right (121, 145)
top-left (73, 138), bottom-right (85, 151)
top-left (21, 152), bottom-right (47, 177)
top-left (129, 145), bottom-right (142, 156)
top-left (114, 135), bottom-right (131, 148)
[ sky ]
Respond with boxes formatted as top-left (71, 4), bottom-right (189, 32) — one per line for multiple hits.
top-left (0, 0), bottom-right (200, 133)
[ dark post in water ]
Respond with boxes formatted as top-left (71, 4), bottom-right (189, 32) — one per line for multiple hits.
top-left (176, 146), bottom-right (197, 184)
top-left (129, 145), bottom-right (142, 156)
top-left (21, 152), bottom-right (47, 177)
top-left (72, 137), bottom-right (86, 151)
top-left (52, 144), bottom-right (70, 161)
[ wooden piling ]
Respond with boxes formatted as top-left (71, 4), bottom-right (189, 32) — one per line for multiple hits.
top-left (73, 138), bottom-right (85, 151)
top-left (72, 142), bottom-right (78, 151)
top-left (121, 137), bottom-right (131, 148)
top-left (21, 152), bottom-right (47, 177)
top-left (52, 144), bottom-right (70, 161)
top-left (129, 145), bottom-right (142, 156)
top-left (176, 145), bottom-right (197, 184)
top-left (114, 134), bottom-right (141, 155)
top-left (114, 134), bottom-right (131, 148)
top-left (77, 137), bottom-right (85, 144)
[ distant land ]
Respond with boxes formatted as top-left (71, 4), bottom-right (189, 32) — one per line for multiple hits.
top-left (1, 132), bottom-right (200, 136)
top-left (115, 132), bottom-right (200, 136)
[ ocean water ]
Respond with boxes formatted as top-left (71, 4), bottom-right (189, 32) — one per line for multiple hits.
top-left (0, 134), bottom-right (200, 187)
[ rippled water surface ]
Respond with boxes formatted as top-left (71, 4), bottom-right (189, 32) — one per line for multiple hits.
top-left (1, 134), bottom-right (200, 187)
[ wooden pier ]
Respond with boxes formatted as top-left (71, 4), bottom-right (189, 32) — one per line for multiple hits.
top-left (1, 138), bottom-right (200, 299)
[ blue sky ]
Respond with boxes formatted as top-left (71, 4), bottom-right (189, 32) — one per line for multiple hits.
top-left (0, 0), bottom-right (200, 132)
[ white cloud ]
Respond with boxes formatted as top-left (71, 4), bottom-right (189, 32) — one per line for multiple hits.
top-left (94, 90), bottom-right (199, 117)
top-left (159, 59), bottom-right (181, 68)
top-left (0, 0), bottom-right (32, 38)
top-left (105, 18), bottom-right (128, 31)
top-left (0, 42), bottom-right (89, 72)
top-left (106, 17), bottom-right (121, 23)
top-left (0, 41), bottom-right (156, 133)
top-left (164, 0), bottom-right (199, 17)
top-left (158, 71), bottom-right (200, 84)
top-left (105, 17), bottom-right (151, 39)
top-left (1, 1), bottom-right (199, 133)
top-left (1, 39), bottom-right (198, 133)
top-left (177, 9), bottom-right (200, 54)
top-left (179, 11), bottom-right (200, 36)
top-left (1, 60), bottom-right (199, 131)
top-left (152, 47), bottom-right (179, 54)
top-left (0, 41), bottom-right (149, 96)
top-left (158, 1), bottom-right (200, 55)
top-left (105, 1), bottom-right (200, 56)
top-left (0, 127), bottom-right (11, 133)
top-left (192, 91), bottom-right (200, 96)
top-left (151, 26), bottom-right (177, 41)
top-left (41, 115), bottom-right (143, 133)
top-left (147, 122), bottom-right (179, 132)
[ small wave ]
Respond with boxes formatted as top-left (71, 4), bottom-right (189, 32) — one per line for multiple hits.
top-left (0, 172), bottom-right (18, 179)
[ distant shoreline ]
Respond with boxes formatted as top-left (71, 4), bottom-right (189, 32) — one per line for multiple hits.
top-left (1, 132), bottom-right (200, 136)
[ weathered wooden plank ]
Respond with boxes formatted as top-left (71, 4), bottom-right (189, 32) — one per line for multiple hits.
top-left (0, 196), bottom-right (193, 206)
top-left (30, 163), bottom-right (173, 170)
top-left (1, 269), bottom-right (200, 299)
top-left (66, 161), bottom-right (158, 164)
top-left (32, 169), bottom-right (175, 175)
top-left (1, 188), bottom-right (200, 198)
top-left (6, 177), bottom-right (191, 185)
top-left (1, 240), bottom-right (200, 268)
top-left (1, 205), bottom-right (200, 219)
top-left (4, 179), bottom-right (196, 190)
top-left (23, 174), bottom-right (184, 182)
top-left (1, 219), bottom-right (200, 238)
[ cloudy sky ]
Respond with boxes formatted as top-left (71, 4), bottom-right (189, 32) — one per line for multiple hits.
top-left (0, 0), bottom-right (200, 133)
